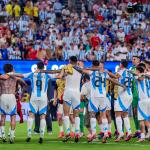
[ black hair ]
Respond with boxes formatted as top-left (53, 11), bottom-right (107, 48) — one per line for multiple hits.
top-left (132, 55), bottom-right (140, 59)
top-left (69, 56), bottom-right (77, 64)
top-left (137, 63), bottom-right (146, 69)
top-left (3, 64), bottom-right (13, 73)
top-left (136, 66), bottom-right (145, 73)
top-left (83, 74), bottom-right (90, 81)
top-left (37, 62), bottom-right (44, 70)
top-left (121, 60), bottom-right (128, 68)
top-left (92, 60), bottom-right (99, 66)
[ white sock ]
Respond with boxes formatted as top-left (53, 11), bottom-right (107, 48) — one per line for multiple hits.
top-left (148, 128), bottom-right (150, 135)
top-left (90, 118), bottom-right (96, 135)
top-left (141, 133), bottom-right (145, 139)
top-left (10, 130), bottom-right (15, 139)
top-left (108, 123), bottom-right (111, 132)
top-left (99, 124), bottom-right (103, 132)
top-left (123, 117), bottom-right (132, 135)
top-left (59, 125), bottom-right (64, 132)
top-left (1, 126), bottom-right (5, 138)
top-left (75, 117), bottom-right (80, 134)
top-left (40, 119), bottom-right (46, 138)
top-left (63, 116), bottom-right (70, 134)
top-left (102, 118), bottom-right (108, 136)
top-left (71, 123), bottom-right (75, 133)
top-left (116, 117), bottom-right (123, 136)
top-left (27, 117), bottom-right (34, 137)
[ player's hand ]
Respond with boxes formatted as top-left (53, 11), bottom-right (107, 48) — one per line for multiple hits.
top-left (53, 100), bottom-right (57, 106)
top-left (0, 74), bottom-right (10, 79)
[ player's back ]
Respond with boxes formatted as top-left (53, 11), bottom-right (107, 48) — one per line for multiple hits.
top-left (31, 72), bottom-right (50, 97)
top-left (90, 71), bottom-right (107, 98)
top-left (64, 68), bottom-right (82, 91)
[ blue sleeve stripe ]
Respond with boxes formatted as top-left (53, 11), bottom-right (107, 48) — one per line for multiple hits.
top-left (37, 73), bottom-right (41, 97)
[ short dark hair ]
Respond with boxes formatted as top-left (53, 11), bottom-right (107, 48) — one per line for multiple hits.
top-left (121, 60), bottom-right (128, 68)
top-left (136, 66), bottom-right (145, 73)
top-left (3, 64), bottom-right (13, 73)
top-left (137, 63), bottom-right (146, 69)
top-left (132, 55), bottom-right (140, 59)
top-left (37, 62), bottom-right (44, 70)
top-left (69, 56), bottom-right (77, 63)
top-left (92, 60), bottom-right (99, 66)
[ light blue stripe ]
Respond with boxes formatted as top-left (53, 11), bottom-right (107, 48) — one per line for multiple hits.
top-left (92, 71), bottom-right (96, 89)
top-left (98, 72), bottom-right (103, 94)
top-left (10, 107), bottom-right (16, 116)
top-left (39, 106), bottom-right (47, 115)
top-left (140, 80), bottom-right (144, 93)
top-left (30, 73), bottom-right (34, 92)
top-left (74, 104), bottom-right (80, 110)
top-left (0, 107), bottom-right (6, 115)
top-left (138, 103), bottom-right (150, 120)
top-left (29, 102), bottom-right (36, 114)
top-left (44, 74), bottom-right (50, 92)
top-left (89, 100), bottom-right (98, 113)
top-left (118, 96), bottom-right (128, 112)
top-left (145, 79), bottom-right (150, 98)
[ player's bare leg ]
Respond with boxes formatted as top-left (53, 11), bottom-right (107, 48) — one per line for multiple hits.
top-left (9, 115), bottom-right (16, 144)
top-left (73, 109), bottom-right (80, 143)
top-left (63, 102), bottom-right (71, 142)
top-left (97, 113), bottom-right (104, 139)
top-left (1, 114), bottom-right (7, 142)
top-left (115, 112), bottom-right (124, 142)
top-left (145, 121), bottom-right (150, 140)
top-left (26, 112), bottom-right (34, 143)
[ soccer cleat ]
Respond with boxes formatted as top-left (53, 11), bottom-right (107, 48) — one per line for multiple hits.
top-left (98, 132), bottom-right (104, 139)
top-left (26, 137), bottom-right (31, 143)
top-left (87, 134), bottom-right (96, 142)
top-left (38, 137), bottom-right (43, 144)
top-left (102, 135), bottom-right (108, 143)
top-left (108, 131), bottom-right (112, 138)
top-left (114, 135), bottom-right (124, 142)
top-left (74, 134), bottom-right (80, 143)
top-left (9, 138), bottom-right (14, 144)
top-left (133, 131), bottom-right (141, 138)
top-left (63, 134), bottom-right (71, 142)
top-left (58, 132), bottom-right (65, 138)
top-left (136, 138), bottom-right (145, 142)
top-left (2, 137), bottom-right (7, 143)
top-left (70, 132), bottom-right (75, 138)
top-left (125, 134), bottom-right (132, 141)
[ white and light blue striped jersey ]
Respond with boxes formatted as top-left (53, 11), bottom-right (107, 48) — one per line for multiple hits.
top-left (90, 71), bottom-right (109, 98)
top-left (23, 72), bottom-right (54, 98)
top-left (117, 69), bottom-right (133, 96)
top-left (136, 78), bottom-right (150, 100)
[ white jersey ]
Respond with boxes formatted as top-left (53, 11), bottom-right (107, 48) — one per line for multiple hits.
top-left (90, 71), bottom-right (109, 98)
top-left (23, 72), bottom-right (54, 98)
top-left (81, 81), bottom-right (91, 100)
top-left (64, 68), bottom-right (82, 91)
top-left (117, 69), bottom-right (133, 97)
top-left (136, 78), bottom-right (150, 100)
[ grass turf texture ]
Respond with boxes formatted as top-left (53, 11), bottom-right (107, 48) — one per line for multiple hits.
top-left (0, 119), bottom-right (150, 150)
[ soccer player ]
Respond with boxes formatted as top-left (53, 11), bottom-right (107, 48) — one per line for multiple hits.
top-left (77, 60), bottom-right (125, 143)
top-left (53, 78), bottom-right (65, 138)
top-left (135, 66), bottom-right (150, 142)
top-left (0, 64), bottom-right (18, 143)
top-left (114, 60), bottom-right (134, 142)
top-left (58, 56), bottom-right (82, 142)
top-left (8, 62), bottom-right (59, 143)
top-left (131, 56), bottom-right (141, 138)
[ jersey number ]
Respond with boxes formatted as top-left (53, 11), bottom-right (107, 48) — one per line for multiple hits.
top-left (94, 76), bottom-right (105, 87)
top-left (124, 77), bottom-right (132, 88)
top-left (36, 80), bottom-right (42, 91)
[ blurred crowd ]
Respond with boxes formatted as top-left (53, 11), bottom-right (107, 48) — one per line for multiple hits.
top-left (0, 0), bottom-right (150, 62)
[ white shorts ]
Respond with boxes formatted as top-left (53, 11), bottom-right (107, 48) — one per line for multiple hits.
top-left (138, 98), bottom-right (150, 121)
top-left (114, 90), bottom-right (132, 112)
top-left (106, 94), bottom-right (111, 111)
top-left (63, 89), bottom-right (80, 110)
top-left (88, 97), bottom-right (107, 113)
top-left (29, 94), bottom-right (48, 115)
top-left (0, 94), bottom-right (16, 115)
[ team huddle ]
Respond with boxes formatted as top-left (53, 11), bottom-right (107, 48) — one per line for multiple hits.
top-left (0, 56), bottom-right (150, 144)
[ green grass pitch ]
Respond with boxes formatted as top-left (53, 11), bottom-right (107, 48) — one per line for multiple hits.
top-left (0, 119), bottom-right (150, 150)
